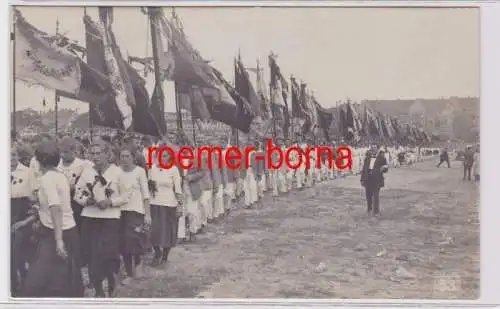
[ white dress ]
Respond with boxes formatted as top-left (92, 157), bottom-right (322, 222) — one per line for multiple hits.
top-left (473, 152), bottom-right (480, 177)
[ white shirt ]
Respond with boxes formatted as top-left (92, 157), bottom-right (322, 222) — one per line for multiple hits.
top-left (369, 158), bottom-right (376, 170)
top-left (58, 157), bottom-right (93, 189)
top-left (11, 162), bottom-right (37, 199)
top-left (29, 156), bottom-right (42, 189)
top-left (29, 156), bottom-right (40, 174)
top-left (37, 170), bottom-right (76, 230)
top-left (74, 164), bottom-right (124, 219)
top-left (118, 166), bottom-right (150, 214)
top-left (149, 164), bottom-right (182, 207)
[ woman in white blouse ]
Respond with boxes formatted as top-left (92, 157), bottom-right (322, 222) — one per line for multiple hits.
top-left (117, 148), bottom-right (151, 284)
top-left (74, 140), bottom-right (124, 297)
top-left (58, 136), bottom-right (92, 232)
top-left (148, 148), bottom-right (183, 266)
top-left (22, 140), bottom-right (84, 297)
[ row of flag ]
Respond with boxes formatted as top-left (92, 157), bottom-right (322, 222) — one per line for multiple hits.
top-left (13, 7), bottom-right (431, 145)
top-left (337, 100), bottom-right (431, 144)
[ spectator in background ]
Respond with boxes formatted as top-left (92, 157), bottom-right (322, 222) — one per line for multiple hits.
top-left (437, 147), bottom-right (450, 168)
top-left (473, 146), bottom-right (480, 183)
top-left (463, 145), bottom-right (474, 181)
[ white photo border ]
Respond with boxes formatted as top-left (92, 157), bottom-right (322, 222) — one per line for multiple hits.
top-left (1, 0), bottom-right (498, 308)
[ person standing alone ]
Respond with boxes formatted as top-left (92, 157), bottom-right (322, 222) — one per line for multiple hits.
top-left (437, 148), bottom-right (451, 168)
top-left (360, 145), bottom-right (389, 216)
top-left (463, 145), bottom-right (474, 181)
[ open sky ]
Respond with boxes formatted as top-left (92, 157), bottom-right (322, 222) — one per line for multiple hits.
top-left (14, 6), bottom-right (479, 113)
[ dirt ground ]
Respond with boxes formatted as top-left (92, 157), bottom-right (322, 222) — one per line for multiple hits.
top-left (112, 159), bottom-right (479, 299)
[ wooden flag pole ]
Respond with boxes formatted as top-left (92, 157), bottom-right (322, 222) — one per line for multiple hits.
top-left (169, 10), bottom-right (183, 135)
top-left (55, 18), bottom-right (60, 138)
top-left (232, 58), bottom-right (239, 147)
top-left (82, 7), bottom-right (93, 141)
top-left (290, 75), bottom-right (294, 142)
top-left (11, 9), bottom-right (16, 137)
top-left (149, 7), bottom-right (169, 137)
top-left (191, 111), bottom-right (197, 147)
top-left (336, 100), bottom-right (341, 142)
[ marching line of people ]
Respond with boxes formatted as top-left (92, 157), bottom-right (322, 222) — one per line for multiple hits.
top-left (10, 134), bottom-right (433, 298)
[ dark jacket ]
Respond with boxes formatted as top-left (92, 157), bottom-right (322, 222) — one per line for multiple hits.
top-left (463, 149), bottom-right (474, 167)
top-left (360, 150), bottom-right (388, 188)
top-left (440, 150), bottom-right (449, 160)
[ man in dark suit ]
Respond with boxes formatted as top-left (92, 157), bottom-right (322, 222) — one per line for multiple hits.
top-left (437, 147), bottom-right (450, 168)
top-left (360, 145), bottom-right (389, 216)
top-left (463, 145), bottom-right (474, 181)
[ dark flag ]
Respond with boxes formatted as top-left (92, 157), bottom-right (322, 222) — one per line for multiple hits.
top-left (341, 103), bottom-right (356, 141)
top-left (313, 98), bottom-right (333, 142)
top-left (84, 9), bottom-right (166, 136)
top-left (83, 13), bottom-right (124, 130)
top-left (235, 56), bottom-right (262, 118)
top-left (127, 64), bottom-right (166, 136)
top-left (269, 53), bottom-right (290, 139)
top-left (210, 68), bottom-right (255, 133)
top-left (298, 82), bottom-right (317, 135)
top-left (147, 7), bottom-right (168, 136)
top-left (379, 113), bottom-right (389, 138)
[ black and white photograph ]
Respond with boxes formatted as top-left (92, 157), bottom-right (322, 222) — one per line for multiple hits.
top-left (9, 5), bottom-right (479, 299)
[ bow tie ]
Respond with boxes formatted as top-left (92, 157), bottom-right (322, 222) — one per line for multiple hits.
top-left (95, 173), bottom-right (107, 186)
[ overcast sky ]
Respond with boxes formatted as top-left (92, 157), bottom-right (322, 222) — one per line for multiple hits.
top-left (14, 6), bottom-right (479, 113)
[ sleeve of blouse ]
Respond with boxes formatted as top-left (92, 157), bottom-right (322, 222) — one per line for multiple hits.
top-left (110, 177), bottom-right (132, 207)
top-left (27, 168), bottom-right (37, 198)
top-left (74, 168), bottom-right (90, 206)
top-left (29, 157), bottom-right (36, 170)
top-left (42, 175), bottom-right (61, 207)
top-left (139, 168), bottom-right (150, 200)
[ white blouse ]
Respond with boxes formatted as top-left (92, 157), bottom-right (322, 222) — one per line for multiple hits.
top-left (58, 157), bottom-right (93, 189)
top-left (37, 170), bottom-right (76, 230)
top-left (118, 166), bottom-right (150, 214)
top-left (74, 164), bottom-right (125, 219)
top-left (11, 162), bottom-right (37, 199)
top-left (149, 164), bottom-right (182, 207)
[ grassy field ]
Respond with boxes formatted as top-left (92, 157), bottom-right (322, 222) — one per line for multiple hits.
top-left (108, 159), bottom-right (479, 299)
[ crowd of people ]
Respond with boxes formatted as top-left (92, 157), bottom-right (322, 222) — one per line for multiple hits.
top-left (10, 130), bottom-right (437, 298)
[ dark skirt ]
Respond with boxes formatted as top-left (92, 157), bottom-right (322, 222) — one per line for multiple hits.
top-left (70, 201), bottom-right (84, 231)
top-left (80, 217), bottom-right (120, 285)
top-left (150, 205), bottom-right (178, 248)
top-left (11, 198), bottom-right (36, 296)
top-left (21, 225), bottom-right (83, 298)
top-left (11, 197), bottom-right (31, 224)
top-left (120, 211), bottom-right (147, 255)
